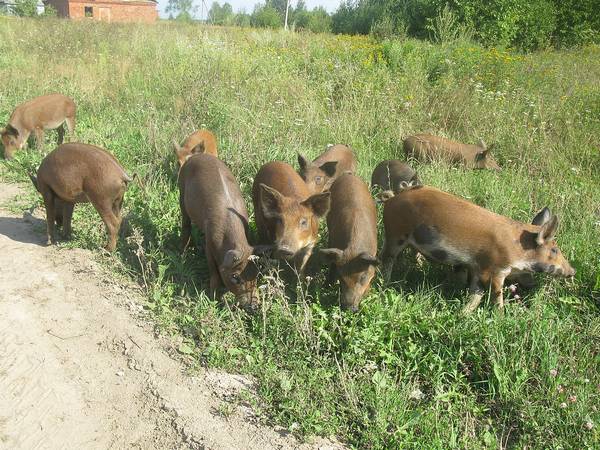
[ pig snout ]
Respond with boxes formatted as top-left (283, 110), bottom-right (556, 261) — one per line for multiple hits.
top-left (275, 245), bottom-right (295, 259)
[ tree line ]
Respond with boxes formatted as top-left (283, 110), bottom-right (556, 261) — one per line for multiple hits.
top-left (168, 0), bottom-right (600, 50)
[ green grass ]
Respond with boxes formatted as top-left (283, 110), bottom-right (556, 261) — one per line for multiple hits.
top-left (1, 17), bottom-right (599, 449)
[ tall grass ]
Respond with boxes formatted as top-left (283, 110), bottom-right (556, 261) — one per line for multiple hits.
top-left (1, 17), bottom-right (599, 449)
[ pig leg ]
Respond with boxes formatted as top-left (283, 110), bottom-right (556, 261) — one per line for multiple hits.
top-left (34, 128), bottom-right (45, 149)
top-left (65, 115), bottom-right (76, 134)
top-left (205, 244), bottom-right (223, 299)
top-left (92, 199), bottom-right (120, 252)
top-left (490, 273), bottom-right (507, 313)
top-left (57, 124), bottom-right (65, 145)
top-left (462, 269), bottom-right (486, 314)
top-left (41, 189), bottom-right (57, 245)
top-left (62, 202), bottom-right (75, 240)
top-left (380, 238), bottom-right (407, 284)
top-left (180, 195), bottom-right (192, 253)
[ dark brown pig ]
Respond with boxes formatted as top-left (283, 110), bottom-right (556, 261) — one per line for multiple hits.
top-left (252, 161), bottom-right (330, 276)
top-left (371, 160), bottom-right (419, 194)
top-left (179, 153), bottom-right (268, 309)
top-left (2, 94), bottom-right (76, 159)
top-left (173, 129), bottom-right (218, 167)
top-left (31, 143), bottom-right (131, 251)
top-left (320, 174), bottom-right (379, 311)
top-left (403, 134), bottom-right (500, 170)
top-left (381, 186), bottom-right (575, 313)
top-left (297, 144), bottom-right (357, 194)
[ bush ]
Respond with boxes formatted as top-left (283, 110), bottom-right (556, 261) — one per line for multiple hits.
top-left (13, 0), bottom-right (39, 17)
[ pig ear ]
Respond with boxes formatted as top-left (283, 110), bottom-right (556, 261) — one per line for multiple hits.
top-left (357, 252), bottom-right (380, 266)
top-left (191, 142), bottom-right (205, 155)
top-left (475, 149), bottom-right (490, 161)
top-left (536, 214), bottom-right (559, 245)
top-left (410, 173), bottom-right (420, 185)
top-left (377, 190), bottom-right (395, 202)
top-left (223, 249), bottom-right (242, 269)
top-left (319, 161), bottom-right (338, 178)
top-left (302, 192), bottom-right (331, 218)
top-left (297, 153), bottom-right (309, 173)
top-left (320, 248), bottom-right (344, 264)
top-left (5, 124), bottom-right (18, 137)
top-left (532, 207), bottom-right (552, 226)
top-left (260, 183), bottom-right (284, 218)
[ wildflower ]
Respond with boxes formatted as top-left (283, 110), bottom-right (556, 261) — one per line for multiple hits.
top-left (584, 421), bottom-right (594, 430)
top-left (568, 395), bottom-right (577, 403)
top-left (409, 388), bottom-right (424, 400)
top-left (509, 284), bottom-right (517, 294)
top-left (549, 369), bottom-right (558, 377)
top-left (560, 402), bottom-right (567, 408)
top-left (557, 385), bottom-right (564, 393)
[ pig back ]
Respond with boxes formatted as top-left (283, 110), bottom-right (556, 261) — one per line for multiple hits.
top-left (253, 161), bottom-right (310, 201)
top-left (328, 174), bottom-right (377, 252)
top-left (37, 143), bottom-right (129, 201)
top-left (12, 94), bottom-right (75, 129)
top-left (180, 154), bottom-right (249, 232)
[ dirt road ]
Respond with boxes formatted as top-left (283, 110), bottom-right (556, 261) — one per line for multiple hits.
top-left (0, 182), bottom-right (341, 450)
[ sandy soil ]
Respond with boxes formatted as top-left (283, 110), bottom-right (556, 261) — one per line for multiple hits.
top-left (0, 181), bottom-right (343, 450)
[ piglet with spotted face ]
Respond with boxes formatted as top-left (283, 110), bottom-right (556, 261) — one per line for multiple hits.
top-left (179, 153), bottom-right (269, 310)
top-left (297, 144), bottom-right (357, 194)
top-left (320, 174), bottom-right (379, 312)
top-left (173, 129), bottom-right (218, 167)
top-left (252, 161), bottom-right (330, 276)
top-left (381, 186), bottom-right (575, 313)
top-left (403, 134), bottom-right (500, 170)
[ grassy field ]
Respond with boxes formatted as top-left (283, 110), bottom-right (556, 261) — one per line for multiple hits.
top-left (1, 17), bottom-right (599, 449)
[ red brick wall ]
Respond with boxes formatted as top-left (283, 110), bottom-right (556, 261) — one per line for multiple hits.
top-left (47, 0), bottom-right (157, 23)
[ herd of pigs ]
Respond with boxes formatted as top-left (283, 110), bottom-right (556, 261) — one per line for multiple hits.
top-left (1, 93), bottom-right (576, 314)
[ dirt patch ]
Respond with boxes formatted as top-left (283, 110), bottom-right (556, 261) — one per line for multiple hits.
top-left (0, 181), bottom-right (344, 450)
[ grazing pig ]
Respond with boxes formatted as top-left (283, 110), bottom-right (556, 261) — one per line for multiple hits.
top-left (31, 143), bottom-right (131, 251)
top-left (1, 94), bottom-right (76, 159)
top-left (173, 129), bottom-right (218, 167)
top-left (252, 161), bottom-right (330, 276)
top-left (179, 153), bottom-right (268, 309)
top-left (320, 174), bottom-right (379, 312)
top-left (297, 144), bottom-right (357, 194)
top-left (381, 186), bottom-right (575, 313)
top-left (371, 160), bottom-right (419, 194)
top-left (403, 134), bottom-right (500, 170)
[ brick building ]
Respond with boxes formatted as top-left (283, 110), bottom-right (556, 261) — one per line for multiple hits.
top-left (44, 0), bottom-right (158, 23)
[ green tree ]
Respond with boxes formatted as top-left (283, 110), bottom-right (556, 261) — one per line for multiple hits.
top-left (251, 4), bottom-right (282, 28)
top-left (208, 2), bottom-right (234, 25)
top-left (166, 0), bottom-right (198, 21)
top-left (307, 7), bottom-right (332, 33)
top-left (13, 0), bottom-right (39, 17)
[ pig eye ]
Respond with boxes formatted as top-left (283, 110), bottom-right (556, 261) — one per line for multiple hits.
top-left (314, 176), bottom-right (323, 185)
top-left (551, 248), bottom-right (558, 255)
top-left (230, 274), bottom-right (241, 285)
top-left (299, 217), bottom-right (309, 229)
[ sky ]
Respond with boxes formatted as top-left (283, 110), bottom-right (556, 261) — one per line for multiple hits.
top-left (157, 0), bottom-right (342, 19)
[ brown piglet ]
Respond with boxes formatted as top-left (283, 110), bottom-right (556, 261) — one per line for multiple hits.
top-left (2, 94), bottom-right (76, 159)
top-left (381, 186), bottom-right (574, 313)
top-left (298, 144), bottom-right (357, 193)
top-left (320, 174), bottom-right (379, 312)
top-left (179, 153), bottom-right (268, 310)
top-left (371, 160), bottom-right (419, 194)
top-left (173, 129), bottom-right (218, 167)
top-left (252, 161), bottom-right (330, 276)
top-left (403, 134), bottom-right (500, 170)
top-left (31, 143), bottom-right (131, 251)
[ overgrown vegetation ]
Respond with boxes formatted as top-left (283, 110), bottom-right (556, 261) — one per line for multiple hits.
top-left (1, 17), bottom-right (599, 449)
